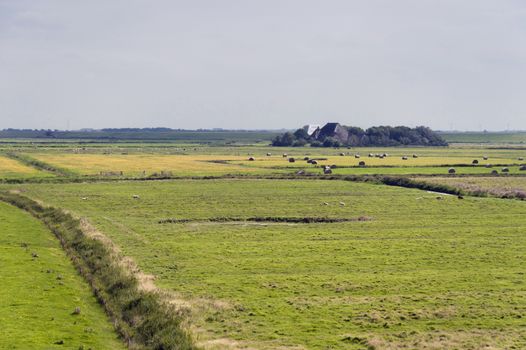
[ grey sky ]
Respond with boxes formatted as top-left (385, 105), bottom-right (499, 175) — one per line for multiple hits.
top-left (1, 1), bottom-right (525, 131)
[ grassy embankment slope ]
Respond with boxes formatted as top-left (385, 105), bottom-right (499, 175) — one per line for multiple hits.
top-left (0, 201), bottom-right (124, 349)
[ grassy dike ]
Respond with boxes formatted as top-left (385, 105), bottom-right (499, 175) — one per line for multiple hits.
top-left (0, 191), bottom-right (197, 350)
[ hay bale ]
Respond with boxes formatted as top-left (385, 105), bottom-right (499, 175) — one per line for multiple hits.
top-left (485, 164), bottom-right (493, 168)
top-left (501, 167), bottom-right (509, 173)
top-left (339, 201), bottom-right (345, 206)
top-left (402, 156), bottom-right (408, 160)
top-left (304, 156), bottom-right (310, 161)
top-left (491, 169), bottom-right (499, 175)
top-left (323, 167), bottom-right (332, 174)
top-left (483, 156), bottom-right (488, 160)
top-left (448, 168), bottom-right (456, 174)
top-left (340, 152), bottom-right (345, 156)
top-left (296, 170), bottom-right (305, 175)
top-left (282, 153), bottom-right (288, 157)
top-left (359, 161), bottom-right (366, 167)
top-left (472, 159), bottom-right (479, 164)
top-left (132, 194), bottom-right (140, 199)
top-left (457, 195), bottom-right (464, 200)
top-left (266, 153), bottom-right (272, 156)
top-left (520, 165), bottom-right (526, 171)
top-left (518, 157), bottom-right (524, 161)
top-left (310, 160), bottom-right (318, 165)
top-left (354, 154), bottom-right (360, 159)
top-left (288, 157), bottom-right (295, 163)
top-left (248, 157), bottom-right (255, 161)
top-left (368, 153), bottom-right (374, 157)
top-left (412, 154), bottom-right (418, 158)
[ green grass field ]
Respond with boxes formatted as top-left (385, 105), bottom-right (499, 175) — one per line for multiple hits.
top-left (0, 201), bottom-right (124, 349)
top-left (415, 176), bottom-right (526, 198)
top-left (8, 179), bottom-right (526, 349)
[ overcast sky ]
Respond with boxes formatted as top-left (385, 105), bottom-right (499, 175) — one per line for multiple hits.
top-left (1, 1), bottom-right (525, 131)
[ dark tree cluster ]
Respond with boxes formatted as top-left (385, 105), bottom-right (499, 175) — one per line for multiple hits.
top-left (272, 125), bottom-right (448, 147)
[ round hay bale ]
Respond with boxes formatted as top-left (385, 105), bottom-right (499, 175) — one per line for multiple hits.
top-left (304, 156), bottom-right (310, 161)
top-left (359, 161), bottom-right (366, 167)
top-left (412, 154), bottom-right (418, 158)
top-left (266, 153), bottom-right (272, 156)
top-left (248, 157), bottom-right (255, 161)
top-left (501, 167), bottom-right (509, 173)
top-left (288, 157), bottom-right (295, 163)
top-left (354, 154), bottom-right (360, 159)
top-left (485, 164), bottom-right (493, 168)
top-left (472, 159), bottom-right (479, 164)
top-left (340, 152), bottom-right (345, 156)
top-left (448, 168), bottom-right (456, 174)
top-left (310, 160), bottom-right (318, 165)
top-left (368, 153), bottom-right (374, 157)
top-left (282, 153), bottom-right (288, 157)
top-left (519, 157), bottom-right (524, 161)
top-left (402, 156), bottom-right (408, 160)
top-left (520, 165), bottom-right (526, 171)
top-left (324, 167), bottom-right (332, 174)
top-left (491, 169), bottom-right (499, 175)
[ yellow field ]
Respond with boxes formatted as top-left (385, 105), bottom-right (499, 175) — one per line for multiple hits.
top-left (0, 156), bottom-right (45, 178)
top-left (31, 154), bottom-right (281, 176)
top-left (230, 155), bottom-right (522, 168)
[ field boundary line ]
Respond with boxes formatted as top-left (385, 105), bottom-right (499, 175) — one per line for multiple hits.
top-left (3, 152), bottom-right (74, 177)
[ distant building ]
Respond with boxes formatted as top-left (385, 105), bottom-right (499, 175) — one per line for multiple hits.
top-left (303, 124), bottom-right (320, 138)
top-left (316, 123), bottom-right (349, 144)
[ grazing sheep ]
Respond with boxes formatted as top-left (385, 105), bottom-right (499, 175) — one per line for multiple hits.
top-left (502, 167), bottom-right (510, 173)
top-left (472, 159), bottom-right (479, 164)
top-left (296, 170), bottom-right (305, 175)
top-left (81, 197), bottom-right (88, 200)
top-left (323, 202), bottom-right (329, 205)
top-left (359, 161), bottom-right (366, 167)
top-left (132, 194), bottom-right (140, 199)
top-left (339, 201), bottom-right (345, 206)
top-left (448, 168), bottom-right (456, 174)
top-left (458, 195), bottom-right (464, 200)
top-left (436, 196), bottom-right (444, 200)
top-left (288, 157), bottom-right (295, 163)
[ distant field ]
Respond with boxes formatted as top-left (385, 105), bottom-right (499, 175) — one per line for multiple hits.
top-left (30, 153), bottom-right (283, 176)
top-left (440, 131), bottom-right (526, 144)
top-left (0, 155), bottom-right (50, 179)
top-left (415, 176), bottom-right (526, 198)
top-left (11, 179), bottom-right (526, 349)
top-left (0, 201), bottom-right (124, 349)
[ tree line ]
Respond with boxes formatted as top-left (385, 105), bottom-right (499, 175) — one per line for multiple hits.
top-left (272, 125), bottom-right (448, 147)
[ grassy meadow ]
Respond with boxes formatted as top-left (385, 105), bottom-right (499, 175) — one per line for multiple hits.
top-left (0, 201), bottom-right (124, 349)
top-left (1, 138), bottom-right (526, 349)
top-left (7, 179), bottom-right (526, 349)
